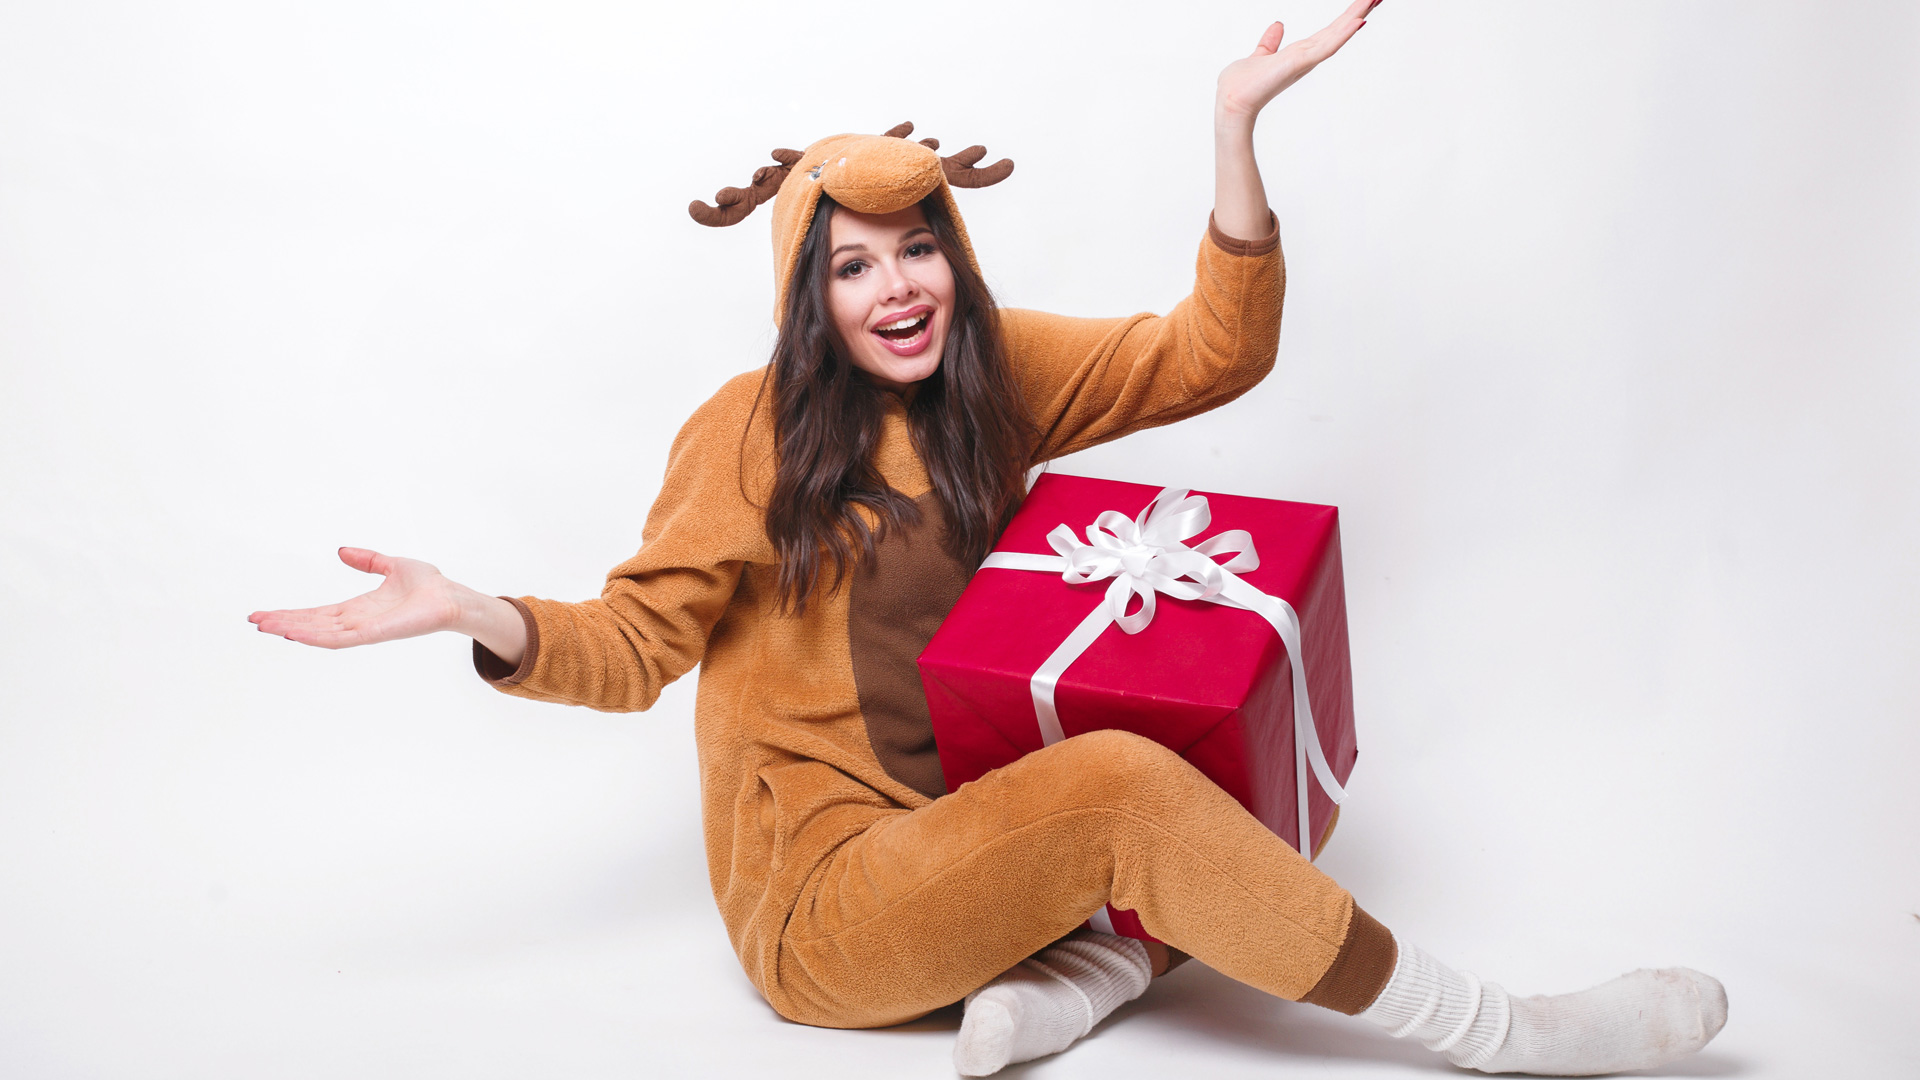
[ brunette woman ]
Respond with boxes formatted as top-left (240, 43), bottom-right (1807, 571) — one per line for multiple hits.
top-left (253, 5), bottom-right (1726, 1074)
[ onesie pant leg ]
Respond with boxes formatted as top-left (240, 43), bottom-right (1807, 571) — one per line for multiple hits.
top-left (769, 729), bottom-right (1391, 1028)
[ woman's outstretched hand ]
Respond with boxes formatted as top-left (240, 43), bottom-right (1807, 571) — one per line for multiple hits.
top-left (1212, 1), bottom-right (1375, 241)
top-left (249, 547), bottom-right (528, 665)
top-left (1217, 1), bottom-right (1375, 127)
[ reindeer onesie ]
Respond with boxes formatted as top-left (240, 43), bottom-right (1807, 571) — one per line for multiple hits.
top-left (473, 125), bottom-right (1397, 1027)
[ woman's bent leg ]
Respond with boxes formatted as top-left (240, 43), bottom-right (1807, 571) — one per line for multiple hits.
top-left (771, 728), bottom-right (1392, 1028)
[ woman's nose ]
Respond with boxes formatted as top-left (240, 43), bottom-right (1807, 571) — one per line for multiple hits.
top-left (876, 259), bottom-right (916, 301)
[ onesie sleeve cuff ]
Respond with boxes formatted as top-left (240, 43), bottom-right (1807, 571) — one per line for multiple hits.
top-left (1207, 211), bottom-right (1280, 257)
top-left (471, 595), bottom-right (540, 686)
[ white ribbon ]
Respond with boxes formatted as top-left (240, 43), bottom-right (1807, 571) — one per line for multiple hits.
top-left (980, 486), bottom-right (1347, 858)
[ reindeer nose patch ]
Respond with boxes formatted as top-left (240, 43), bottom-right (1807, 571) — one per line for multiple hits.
top-left (817, 136), bottom-right (946, 216)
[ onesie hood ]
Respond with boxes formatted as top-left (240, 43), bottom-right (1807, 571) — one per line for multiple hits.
top-left (688, 121), bottom-right (1013, 322)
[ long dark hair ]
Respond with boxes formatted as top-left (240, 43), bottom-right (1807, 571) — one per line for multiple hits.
top-left (758, 194), bottom-right (1035, 613)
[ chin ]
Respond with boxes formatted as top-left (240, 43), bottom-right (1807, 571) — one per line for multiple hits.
top-left (892, 356), bottom-right (942, 385)
top-left (858, 348), bottom-right (943, 390)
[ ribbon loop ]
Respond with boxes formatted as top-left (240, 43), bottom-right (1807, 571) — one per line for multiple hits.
top-left (977, 485), bottom-right (1348, 860)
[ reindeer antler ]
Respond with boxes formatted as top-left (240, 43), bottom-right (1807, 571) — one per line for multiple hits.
top-left (939, 143), bottom-right (1015, 188)
top-left (690, 126), bottom-right (1013, 226)
top-left (884, 121), bottom-right (1015, 189)
top-left (689, 147), bottom-right (803, 227)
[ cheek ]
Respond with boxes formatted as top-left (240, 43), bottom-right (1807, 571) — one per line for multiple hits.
top-left (928, 261), bottom-right (957, 312)
top-left (827, 278), bottom-right (870, 346)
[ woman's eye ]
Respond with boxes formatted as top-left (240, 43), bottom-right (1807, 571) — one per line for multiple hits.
top-left (906, 242), bottom-right (937, 258)
top-left (836, 260), bottom-right (866, 278)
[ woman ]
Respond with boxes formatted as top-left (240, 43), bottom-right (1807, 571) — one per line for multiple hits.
top-left (252, 6), bottom-right (1726, 1075)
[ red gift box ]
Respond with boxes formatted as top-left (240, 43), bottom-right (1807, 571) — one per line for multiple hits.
top-left (917, 472), bottom-right (1358, 940)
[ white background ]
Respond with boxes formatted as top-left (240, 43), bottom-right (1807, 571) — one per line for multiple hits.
top-left (3, 1), bottom-right (1915, 1077)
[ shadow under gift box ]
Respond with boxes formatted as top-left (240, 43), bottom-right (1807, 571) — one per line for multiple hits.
top-left (916, 471), bottom-right (1358, 941)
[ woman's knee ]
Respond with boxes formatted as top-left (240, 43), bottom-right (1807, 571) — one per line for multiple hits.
top-left (1062, 727), bottom-right (1176, 763)
top-left (1044, 729), bottom-right (1203, 802)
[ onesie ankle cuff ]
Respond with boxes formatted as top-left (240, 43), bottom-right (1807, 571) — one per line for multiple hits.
top-left (1301, 903), bottom-right (1398, 1015)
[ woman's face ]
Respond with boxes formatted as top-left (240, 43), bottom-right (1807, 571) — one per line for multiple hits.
top-left (824, 204), bottom-right (956, 393)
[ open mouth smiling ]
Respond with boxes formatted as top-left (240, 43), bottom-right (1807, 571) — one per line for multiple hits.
top-left (870, 306), bottom-right (935, 355)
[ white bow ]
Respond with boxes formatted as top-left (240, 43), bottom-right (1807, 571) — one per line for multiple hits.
top-left (1044, 486), bottom-right (1260, 634)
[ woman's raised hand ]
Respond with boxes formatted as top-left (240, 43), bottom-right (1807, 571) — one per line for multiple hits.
top-left (1210, 2), bottom-right (1375, 241)
top-left (1216, 0), bottom-right (1375, 127)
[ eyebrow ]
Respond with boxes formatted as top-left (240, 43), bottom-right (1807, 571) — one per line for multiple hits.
top-left (830, 227), bottom-right (935, 259)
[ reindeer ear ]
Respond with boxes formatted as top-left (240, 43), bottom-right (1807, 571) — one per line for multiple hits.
top-left (689, 148), bottom-right (802, 227)
top-left (882, 121), bottom-right (914, 139)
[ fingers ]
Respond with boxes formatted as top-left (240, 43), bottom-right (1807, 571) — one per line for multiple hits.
top-left (271, 624), bottom-right (372, 650)
top-left (1311, 0), bottom-right (1375, 42)
top-left (251, 607), bottom-right (385, 649)
top-left (1252, 20), bottom-right (1285, 56)
top-left (1297, 2), bottom-right (1371, 61)
top-left (250, 604), bottom-right (343, 624)
top-left (254, 607), bottom-right (346, 628)
top-left (337, 546), bottom-right (387, 576)
top-left (251, 607), bottom-right (348, 637)
top-left (1324, 14), bottom-right (1368, 53)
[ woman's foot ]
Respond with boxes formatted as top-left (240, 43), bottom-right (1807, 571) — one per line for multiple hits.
top-left (1359, 937), bottom-right (1728, 1075)
top-left (952, 930), bottom-right (1152, 1076)
top-left (1473, 967), bottom-right (1728, 1075)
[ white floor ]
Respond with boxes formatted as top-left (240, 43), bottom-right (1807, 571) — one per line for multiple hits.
top-left (0, 615), bottom-right (1912, 1078)
top-left (4, 913), bottom-right (1831, 1080)
top-left (2, 855), bottom-right (1908, 1080)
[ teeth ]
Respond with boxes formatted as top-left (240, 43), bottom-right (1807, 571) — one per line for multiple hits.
top-left (876, 314), bottom-right (927, 333)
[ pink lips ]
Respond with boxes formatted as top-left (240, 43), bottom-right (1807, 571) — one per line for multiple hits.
top-left (870, 304), bottom-right (936, 357)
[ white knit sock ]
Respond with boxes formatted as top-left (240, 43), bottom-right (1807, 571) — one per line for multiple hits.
top-left (1358, 934), bottom-right (1728, 1076)
top-left (953, 930), bottom-right (1152, 1077)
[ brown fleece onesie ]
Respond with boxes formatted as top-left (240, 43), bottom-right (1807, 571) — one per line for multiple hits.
top-left (475, 128), bottom-right (1395, 1029)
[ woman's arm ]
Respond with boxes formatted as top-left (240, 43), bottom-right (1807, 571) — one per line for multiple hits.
top-left (1214, 1), bottom-right (1375, 240)
top-left (252, 372), bottom-right (764, 713)
top-left (1006, 7), bottom-right (1374, 460)
top-left (250, 546), bottom-right (529, 666)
